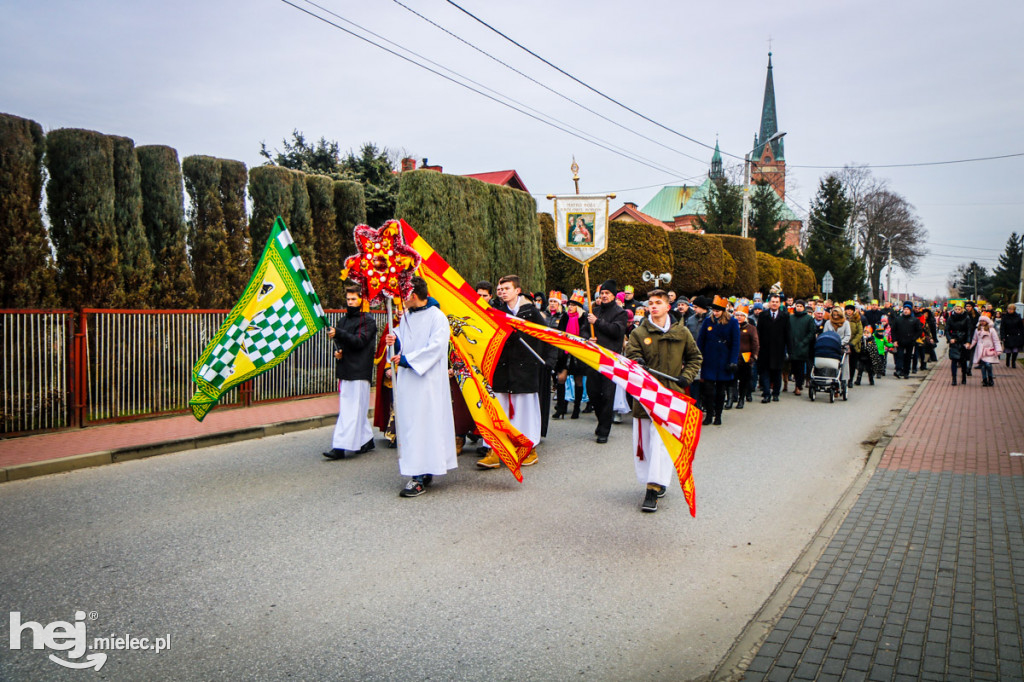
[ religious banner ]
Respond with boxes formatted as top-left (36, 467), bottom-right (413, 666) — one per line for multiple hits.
top-left (190, 216), bottom-right (327, 421)
top-left (552, 194), bottom-right (611, 264)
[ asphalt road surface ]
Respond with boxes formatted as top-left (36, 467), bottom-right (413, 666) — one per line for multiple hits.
top-left (0, 373), bottom-right (921, 681)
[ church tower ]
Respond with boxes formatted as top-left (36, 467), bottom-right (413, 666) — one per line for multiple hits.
top-left (751, 52), bottom-right (786, 200)
top-left (709, 138), bottom-right (724, 180)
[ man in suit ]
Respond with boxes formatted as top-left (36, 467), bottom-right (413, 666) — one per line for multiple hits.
top-left (756, 293), bottom-right (791, 403)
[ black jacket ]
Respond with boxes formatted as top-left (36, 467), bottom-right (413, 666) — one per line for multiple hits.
top-left (889, 312), bottom-right (923, 347)
top-left (554, 312), bottom-right (590, 375)
top-left (590, 300), bottom-right (630, 352)
top-left (332, 308), bottom-right (377, 382)
top-left (756, 308), bottom-right (791, 370)
top-left (945, 312), bottom-right (973, 347)
top-left (491, 295), bottom-right (548, 393)
top-left (1000, 312), bottom-right (1024, 350)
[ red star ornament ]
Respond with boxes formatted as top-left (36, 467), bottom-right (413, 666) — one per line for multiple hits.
top-left (341, 220), bottom-right (422, 305)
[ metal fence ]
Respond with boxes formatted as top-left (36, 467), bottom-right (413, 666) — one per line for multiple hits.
top-left (1, 308), bottom-right (391, 435)
top-left (1, 311), bottom-right (72, 434)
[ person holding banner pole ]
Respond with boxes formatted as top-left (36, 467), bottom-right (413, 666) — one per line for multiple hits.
top-left (587, 280), bottom-right (630, 444)
top-left (323, 285), bottom-right (377, 460)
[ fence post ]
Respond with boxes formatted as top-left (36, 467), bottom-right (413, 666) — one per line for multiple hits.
top-left (70, 311), bottom-right (89, 428)
top-left (240, 380), bottom-right (253, 407)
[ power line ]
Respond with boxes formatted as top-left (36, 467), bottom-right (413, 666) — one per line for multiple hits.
top-left (389, 0), bottom-right (710, 167)
top-left (279, 0), bottom-right (693, 178)
top-left (443, 0), bottom-right (738, 160)
top-left (789, 152), bottom-right (1024, 170)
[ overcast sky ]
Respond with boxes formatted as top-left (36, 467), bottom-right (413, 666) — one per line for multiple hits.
top-left (3, 0), bottom-right (1022, 298)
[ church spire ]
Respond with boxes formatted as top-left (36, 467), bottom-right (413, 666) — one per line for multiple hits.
top-left (709, 137), bottom-right (723, 180)
top-left (754, 52), bottom-right (784, 161)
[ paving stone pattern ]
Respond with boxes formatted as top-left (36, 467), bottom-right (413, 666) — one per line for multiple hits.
top-left (745, 360), bottom-right (1024, 681)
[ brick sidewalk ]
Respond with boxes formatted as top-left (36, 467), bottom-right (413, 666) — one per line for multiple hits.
top-left (741, 359), bottom-right (1024, 681)
top-left (0, 395), bottom-right (340, 474)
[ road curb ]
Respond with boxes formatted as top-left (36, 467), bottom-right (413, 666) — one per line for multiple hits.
top-left (707, 362), bottom-right (939, 681)
top-left (0, 414), bottom-right (336, 485)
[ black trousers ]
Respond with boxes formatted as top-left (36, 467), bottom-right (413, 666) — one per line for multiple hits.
top-left (701, 380), bottom-right (728, 417)
top-left (894, 346), bottom-right (913, 376)
top-left (790, 359), bottom-right (808, 390)
top-left (555, 374), bottom-right (584, 412)
top-left (736, 362), bottom-right (753, 399)
top-left (587, 370), bottom-right (616, 438)
top-left (951, 355), bottom-right (969, 380)
top-left (760, 367), bottom-right (782, 398)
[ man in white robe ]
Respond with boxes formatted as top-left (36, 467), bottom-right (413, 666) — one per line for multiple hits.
top-left (385, 276), bottom-right (457, 497)
top-left (323, 286), bottom-right (377, 459)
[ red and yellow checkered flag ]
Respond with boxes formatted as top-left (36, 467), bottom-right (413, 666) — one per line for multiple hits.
top-left (399, 219), bottom-right (701, 515)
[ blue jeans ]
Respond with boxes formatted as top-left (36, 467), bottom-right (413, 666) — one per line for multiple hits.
top-left (981, 362), bottom-right (993, 383)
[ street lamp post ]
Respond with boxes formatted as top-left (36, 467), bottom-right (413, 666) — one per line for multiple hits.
top-left (742, 131), bottom-right (786, 239)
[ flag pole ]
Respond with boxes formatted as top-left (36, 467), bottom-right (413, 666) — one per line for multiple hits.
top-left (386, 296), bottom-right (397, 392)
top-left (573, 158), bottom-right (597, 339)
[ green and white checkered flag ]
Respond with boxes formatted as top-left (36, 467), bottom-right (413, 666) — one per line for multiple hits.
top-left (189, 216), bottom-right (328, 421)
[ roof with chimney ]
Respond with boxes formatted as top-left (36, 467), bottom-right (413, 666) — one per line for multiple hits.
top-left (462, 170), bottom-right (529, 193)
top-left (609, 202), bottom-right (671, 228)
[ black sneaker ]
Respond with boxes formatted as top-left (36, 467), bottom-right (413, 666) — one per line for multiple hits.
top-left (322, 449), bottom-right (346, 460)
top-left (641, 488), bottom-right (659, 513)
top-left (657, 485), bottom-right (667, 498)
top-left (399, 478), bottom-right (426, 497)
top-left (420, 474), bottom-right (433, 486)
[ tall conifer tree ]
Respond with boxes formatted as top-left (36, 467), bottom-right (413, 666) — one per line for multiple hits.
top-left (109, 135), bottom-right (154, 308)
top-left (138, 145), bottom-right (197, 308)
top-left (804, 175), bottom-right (866, 300)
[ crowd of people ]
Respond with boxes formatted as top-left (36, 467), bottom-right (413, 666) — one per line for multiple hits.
top-left (320, 274), bottom-right (1024, 512)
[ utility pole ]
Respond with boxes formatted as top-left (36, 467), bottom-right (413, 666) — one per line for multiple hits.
top-left (741, 153), bottom-right (751, 239)
top-left (973, 263), bottom-right (978, 301)
top-left (886, 239), bottom-right (893, 305)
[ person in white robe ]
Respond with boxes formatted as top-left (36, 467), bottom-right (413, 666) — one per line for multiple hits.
top-left (323, 286), bottom-right (377, 459)
top-left (385, 276), bottom-right (457, 497)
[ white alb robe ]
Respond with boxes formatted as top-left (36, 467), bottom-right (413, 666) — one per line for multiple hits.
top-left (632, 417), bottom-right (674, 488)
top-left (494, 392), bottom-right (541, 446)
top-left (394, 305), bottom-right (457, 477)
top-left (332, 379), bottom-right (373, 450)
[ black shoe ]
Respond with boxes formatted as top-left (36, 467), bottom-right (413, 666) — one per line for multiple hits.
top-left (772, 395), bottom-right (780, 402)
top-left (596, 435), bottom-right (608, 444)
top-left (712, 415), bottom-right (722, 426)
top-left (746, 393), bottom-right (753, 402)
top-left (552, 411), bottom-right (565, 420)
top-left (761, 396), bottom-right (771, 404)
top-left (657, 485), bottom-right (667, 498)
top-left (583, 404), bottom-right (595, 413)
top-left (961, 376), bottom-right (967, 384)
top-left (854, 378), bottom-right (861, 386)
top-left (420, 474), bottom-right (433, 486)
top-left (952, 379), bottom-right (958, 386)
top-left (570, 406), bottom-right (581, 419)
top-left (386, 439), bottom-right (398, 449)
top-left (736, 397), bottom-right (745, 409)
top-left (702, 413), bottom-right (713, 425)
top-left (399, 478), bottom-right (426, 497)
top-left (358, 438), bottom-right (376, 454)
top-left (322, 449), bottom-right (347, 460)
top-left (641, 488), bottom-right (659, 512)
top-left (869, 377), bottom-right (874, 385)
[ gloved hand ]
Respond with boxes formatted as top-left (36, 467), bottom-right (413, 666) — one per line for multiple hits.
top-left (633, 357), bottom-right (646, 367)
top-left (727, 363), bottom-right (738, 373)
top-left (676, 375), bottom-right (691, 388)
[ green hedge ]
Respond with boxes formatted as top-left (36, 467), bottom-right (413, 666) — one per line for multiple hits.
top-left (45, 128), bottom-right (124, 308)
top-left (538, 212), bottom-right (578, 293)
top-left (109, 136), bottom-right (153, 308)
top-left (795, 261), bottom-right (818, 299)
top-left (138, 145), bottom-right (196, 308)
top-left (218, 159), bottom-right (251, 299)
top-left (248, 165), bottom-right (296, 254)
top-left (716, 234), bottom-right (758, 296)
top-left (0, 113), bottom-right (57, 307)
top-left (306, 174), bottom-right (342, 306)
top-left (779, 258), bottom-right (800, 299)
top-left (668, 231), bottom-right (724, 294)
top-left (333, 179), bottom-right (366, 264)
top-left (183, 155), bottom-right (235, 308)
top-left (756, 252), bottom-right (782, 295)
top-left (395, 170), bottom-right (544, 292)
top-left (721, 249), bottom-right (737, 292)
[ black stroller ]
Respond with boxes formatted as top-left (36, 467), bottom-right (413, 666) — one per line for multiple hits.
top-left (809, 330), bottom-right (848, 403)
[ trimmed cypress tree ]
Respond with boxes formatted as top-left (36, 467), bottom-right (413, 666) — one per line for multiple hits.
top-left (183, 155), bottom-right (234, 308)
top-left (109, 135), bottom-right (154, 308)
top-left (306, 174), bottom-right (342, 306)
top-left (779, 258), bottom-right (801, 298)
top-left (288, 170), bottom-right (317, 289)
top-left (721, 249), bottom-right (737, 292)
top-left (667, 231), bottom-right (724, 294)
top-left (538, 211), bottom-right (579, 293)
top-left (333, 179), bottom-right (366, 261)
top-left (716, 234), bottom-right (758, 296)
top-left (586, 220), bottom-right (673, 298)
top-left (485, 183), bottom-right (544, 292)
top-left (0, 113), bottom-right (57, 307)
top-left (248, 164), bottom-right (295, 254)
top-left (756, 251), bottom-right (782, 295)
top-left (219, 159), bottom-right (251, 298)
top-left (45, 128), bottom-right (124, 308)
top-left (138, 145), bottom-right (196, 308)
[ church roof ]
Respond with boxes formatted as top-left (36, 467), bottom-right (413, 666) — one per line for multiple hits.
top-left (753, 52), bottom-right (784, 161)
top-left (640, 185), bottom-right (698, 222)
top-left (677, 178), bottom-right (715, 217)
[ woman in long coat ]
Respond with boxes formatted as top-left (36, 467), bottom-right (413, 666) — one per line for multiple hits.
top-left (1000, 302), bottom-right (1023, 369)
top-left (697, 296), bottom-right (740, 426)
top-left (823, 307), bottom-right (852, 388)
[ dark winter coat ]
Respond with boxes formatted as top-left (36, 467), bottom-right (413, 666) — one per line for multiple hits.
top-left (590, 300), bottom-right (630, 352)
top-left (697, 314), bottom-right (741, 381)
top-left (738, 320), bottom-right (759, 363)
top-left (756, 308), bottom-right (791, 370)
top-left (554, 311), bottom-right (589, 375)
top-left (889, 312), bottom-right (923, 347)
top-left (625, 317), bottom-right (702, 419)
top-left (788, 309), bottom-right (816, 361)
top-left (332, 309), bottom-right (378, 382)
top-left (684, 311), bottom-right (706, 340)
top-left (1000, 312), bottom-right (1024, 350)
top-left (945, 312), bottom-right (974, 360)
top-left (491, 295), bottom-right (548, 394)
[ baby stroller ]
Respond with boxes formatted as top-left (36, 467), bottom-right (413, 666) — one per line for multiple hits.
top-left (809, 331), bottom-right (848, 403)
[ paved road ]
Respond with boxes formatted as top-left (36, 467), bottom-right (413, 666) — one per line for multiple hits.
top-left (1, 375), bottom-right (920, 681)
